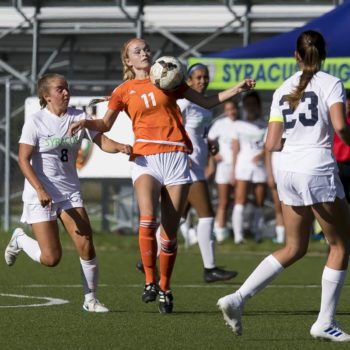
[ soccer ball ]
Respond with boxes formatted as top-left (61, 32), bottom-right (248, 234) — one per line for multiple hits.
top-left (150, 56), bottom-right (184, 90)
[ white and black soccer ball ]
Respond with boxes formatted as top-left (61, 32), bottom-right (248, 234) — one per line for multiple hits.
top-left (150, 56), bottom-right (184, 91)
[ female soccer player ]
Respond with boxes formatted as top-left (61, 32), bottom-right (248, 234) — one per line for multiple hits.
top-left (4, 73), bottom-right (131, 312)
top-left (178, 64), bottom-right (237, 283)
top-left (217, 30), bottom-right (350, 341)
top-left (208, 99), bottom-right (240, 242)
top-left (69, 38), bottom-right (255, 313)
top-left (231, 91), bottom-right (267, 244)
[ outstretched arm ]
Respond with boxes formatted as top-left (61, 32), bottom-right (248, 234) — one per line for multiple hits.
top-left (69, 109), bottom-right (119, 136)
top-left (93, 133), bottom-right (132, 155)
top-left (183, 79), bottom-right (256, 109)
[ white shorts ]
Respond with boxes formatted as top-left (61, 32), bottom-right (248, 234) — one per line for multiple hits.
top-left (131, 152), bottom-right (192, 186)
top-left (235, 159), bottom-right (267, 183)
top-left (215, 162), bottom-right (233, 185)
top-left (21, 192), bottom-right (84, 224)
top-left (276, 170), bottom-right (345, 206)
top-left (188, 131), bottom-right (208, 182)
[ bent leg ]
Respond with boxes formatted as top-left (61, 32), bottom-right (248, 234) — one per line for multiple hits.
top-left (31, 221), bottom-right (62, 267)
top-left (312, 198), bottom-right (350, 327)
top-left (159, 183), bottom-right (190, 291)
top-left (134, 175), bottom-right (162, 284)
top-left (60, 207), bottom-right (100, 301)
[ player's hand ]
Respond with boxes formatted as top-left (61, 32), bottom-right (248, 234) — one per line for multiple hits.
top-left (88, 96), bottom-right (110, 108)
top-left (208, 140), bottom-right (219, 156)
top-left (252, 153), bottom-right (264, 165)
top-left (68, 120), bottom-right (85, 136)
top-left (214, 154), bottom-right (223, 163)
top-left (37, 188), bottom-right (52, 208)
top-left (236, 79), bottom-right (256, 93)
top-left (118, 144), bottom-right (133, 155)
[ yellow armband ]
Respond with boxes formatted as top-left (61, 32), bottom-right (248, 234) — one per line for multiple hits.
top-left (269, 116), bottom-right (284, 123)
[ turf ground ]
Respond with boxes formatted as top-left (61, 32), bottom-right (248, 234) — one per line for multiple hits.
top-left (0, 230), bottom-right (349, 350)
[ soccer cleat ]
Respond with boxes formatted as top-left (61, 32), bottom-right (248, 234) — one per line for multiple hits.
top-left (217, 294), bottom-right (243, 335)
top-left (142, 283), bottom-right (158, 303)
top-left (158, 290), bottom-right (173, 314)
top-left (4, 227), bottom-right (25, 266)
top-left (82, 298), bottom-right (109, 313)
top-left (204, 267), bottom-right (238, 283)
top-left (310, 321), bottom-right (350, 342)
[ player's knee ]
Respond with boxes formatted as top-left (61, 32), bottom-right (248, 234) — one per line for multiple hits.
top-left (139, 216), bottom-right (158, 236)
top-left (41, 252), bottom-right (62, 267)
top-left (160, 234), bottom-right (177, 253)
top-left (285, 245), bottom-right (307, 261)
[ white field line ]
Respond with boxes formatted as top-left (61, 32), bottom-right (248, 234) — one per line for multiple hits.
top-left (13, 283), bottom-right (350, 289)
top-left (0, 293), bottom-right (69, 308)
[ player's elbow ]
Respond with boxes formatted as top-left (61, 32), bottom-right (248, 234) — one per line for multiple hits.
top-left (336, 126), bottom-right (350, 147)
top-left (265, 141), bottom-right (280, 152)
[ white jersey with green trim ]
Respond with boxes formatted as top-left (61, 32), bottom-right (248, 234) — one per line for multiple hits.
top-left (270, 71), bottom-right (345, 175)
top-left (19, 107), bottom-right (98, 204)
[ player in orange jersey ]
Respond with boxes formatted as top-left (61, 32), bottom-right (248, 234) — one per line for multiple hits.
top-left (69, 38), bottom-right (255, 314)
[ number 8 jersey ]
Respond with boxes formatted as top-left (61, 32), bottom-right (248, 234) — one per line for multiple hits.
top-left (269, 71), bottom-right (345, 175)
top-left (19, 107), bottom-right (97, 204)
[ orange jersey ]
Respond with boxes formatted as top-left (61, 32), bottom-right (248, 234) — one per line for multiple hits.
top-left (108, 78), bottom-right (192, 159)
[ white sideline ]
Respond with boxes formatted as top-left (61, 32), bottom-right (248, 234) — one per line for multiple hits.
top-left (0, 293), bottom-right (69, 308)
top-left (13, 283), bottom-right (350, 289)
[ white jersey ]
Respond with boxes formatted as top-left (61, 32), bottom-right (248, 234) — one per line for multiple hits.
top-left (232, 118), bottom-right (267, 165)
top-left (19, 107), bottom-right (98, 204)
top-left (177, 98), bottom-right (213, 136)
top-left (208, 117), bottom-right (237, 164)
top-left (178, 99), bottom-right (213, 180)
top-left (270, 71), bottom-right (345, 175)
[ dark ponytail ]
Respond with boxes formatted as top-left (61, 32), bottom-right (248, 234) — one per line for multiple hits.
top-left (286, 30), bottom-right (326, 111)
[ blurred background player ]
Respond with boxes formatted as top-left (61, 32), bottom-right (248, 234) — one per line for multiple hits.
top-left (4, 73), bottom-right (131, 312)
top-left (178, 63), bottom-right (238, 283)
top-left (231, 91), bottom-right (267, 244)
top-left (69, 39), bottom-right (255, 312)
top-left (218, 30), bottom-right (350, 342)
top-left (333, 90), bottom-right (350, 204)
top-left (208, 99), bottom-right (240, 242)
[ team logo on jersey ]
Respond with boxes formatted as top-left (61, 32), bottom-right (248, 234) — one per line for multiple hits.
top-left (76, 139), bottom-right (93, 170)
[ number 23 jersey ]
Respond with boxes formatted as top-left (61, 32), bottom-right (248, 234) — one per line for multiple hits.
top-left (270, 71), bottom-right (345, 175)
top-left (19, 107), bottom-right (97, 204)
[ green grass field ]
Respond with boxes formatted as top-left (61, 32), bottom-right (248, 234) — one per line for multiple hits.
top-left (0, 231), bottom-right (349, 350)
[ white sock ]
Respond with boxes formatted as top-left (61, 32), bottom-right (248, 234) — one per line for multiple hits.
top-left (197, 217), bottom-right (215, 269)
top-left (275, 225), bottom-right (285, 243)
top-left (80, 257), bottom-right (99, 302)
top-left (252, 207), bottom-right (264, 241)
top-left (214, 224), bottom-right (228, 243)
top-left (156, 225), bottom-right (161, 257)
top-left (17, 233), bottom-right (41, 263)
top-left (316, 266), bottom-right (347, 326)
top-left (232, 204), bottom-right (244, 243)
top-left (238, 254), bottom-right (284, 301)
